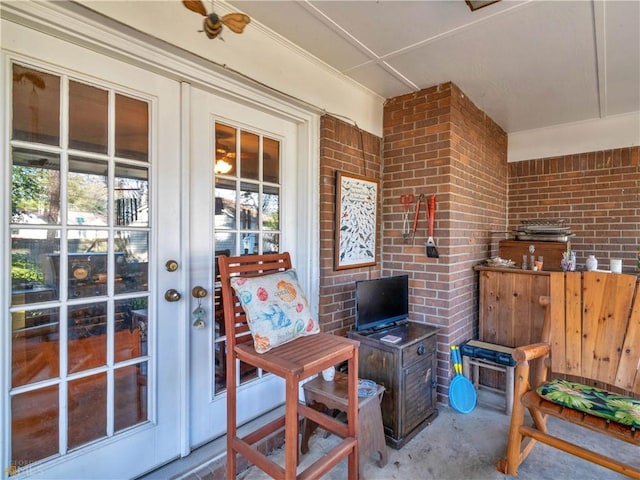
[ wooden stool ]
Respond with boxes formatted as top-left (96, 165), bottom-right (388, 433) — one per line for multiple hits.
top-left (461, 343), bottom-right (515, 416)
top-left (302, 372), bottom-right (387, 477)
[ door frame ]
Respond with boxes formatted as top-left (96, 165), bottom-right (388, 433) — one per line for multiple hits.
top-left (1, 0), bottom-right (321, 462)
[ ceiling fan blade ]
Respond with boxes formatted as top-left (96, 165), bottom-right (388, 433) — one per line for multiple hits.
top-left (182, 0), bottom-right (207, 17)
top-left (222, 13), bottom-right (251, 34)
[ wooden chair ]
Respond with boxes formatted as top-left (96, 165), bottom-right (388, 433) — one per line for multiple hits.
top-left (497, 271), bottom-right (640, 478)
top-left (218, 252), bottom-right (359, 479)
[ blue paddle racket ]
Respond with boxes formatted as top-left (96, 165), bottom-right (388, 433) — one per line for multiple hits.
top-left (449, 345), bottom-right (477, 413)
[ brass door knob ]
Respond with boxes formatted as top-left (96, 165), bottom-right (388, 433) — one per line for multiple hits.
top-left (165, 260), bottom-right (179, 272)
top-left (191, 286), bottom-right (208, 298)
top-left (164, 289), bottom-right (182, 302)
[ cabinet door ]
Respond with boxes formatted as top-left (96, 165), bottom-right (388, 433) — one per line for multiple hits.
top-left (401, 354), bottom-right (433, 437)
top-left (357, 343), bottom-right (398, 436)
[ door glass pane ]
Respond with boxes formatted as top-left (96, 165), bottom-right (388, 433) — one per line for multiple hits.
top-left (114, 298), bottom-right (147, 362)
top-left (214, 232), bottom-right (236, 257)
top-left (11, 386), bottom-right (59, 464)
top-left (12, 148), bottom-right (61, 225)
top-left (114, 363), bottom-right (148, 431)
top-left (67, 236), bottom-right (109, 299)
top-left (263, 185), bottom-right (279, 230)
top-left (115, 163), bottom-right (149, 227)
top-left (115, 94), bottom-right (149, 161)
top-left (214, 178), bottom-right (236, 230)
top-left (12, 64), bottom-right (60, 145)
top-left (115, 231), bottom-right (149, 294)
top-left (68, 302), bottom-right (108, 374)
top-left (263, 233), bottom-right (280, 254)
top-left (240, 182), bottom-right (259, 230)
top-left (68, 157), bottom-right (108, 226)
top-left (215, 123), bottom-right (236, 176)
top-left (69, 81), bottom-right (108, 153)
top-left (263, 137), bottom-right (279, 183)
top-left (11, 307), bottom-right (59, 387)
top-left (11, 232), bottom-right (60, 305)
top-left (68, 373), bottom-right (107, 449)
top-left (241, 232), bottom-right (258, 256)
top-left (240, 131), bottom-right (259, 180)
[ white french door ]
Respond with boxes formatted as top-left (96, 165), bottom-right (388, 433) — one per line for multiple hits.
top-left (2, 19), bottom-right (182, 480)
top-left (187, 86), bottom-right (303, 447)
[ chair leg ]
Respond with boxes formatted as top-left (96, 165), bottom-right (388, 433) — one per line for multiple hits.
top-left (498, 363), bottom-right (530, 476)
top-left (347, 355), bottom-right (359, 479)
top-left (284, 379), bottom-right (299, 479)
top-left (226, 355), bottom-right (237, 478)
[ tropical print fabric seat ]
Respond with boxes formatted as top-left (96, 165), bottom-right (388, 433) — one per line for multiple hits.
top-left (537, 379), bottom-right (640, 428)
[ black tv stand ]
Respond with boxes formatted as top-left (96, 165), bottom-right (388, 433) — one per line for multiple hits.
top-left (348, 321), bottom-right (439, 449)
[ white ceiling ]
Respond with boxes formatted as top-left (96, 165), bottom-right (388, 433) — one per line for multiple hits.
top-left (226, 0), bottom-right (640, 134)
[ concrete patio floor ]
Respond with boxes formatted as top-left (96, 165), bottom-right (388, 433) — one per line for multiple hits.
top-left (241, 390), bottom-right (637, 480)
top-left (141, 389), bottom-right (638, 480)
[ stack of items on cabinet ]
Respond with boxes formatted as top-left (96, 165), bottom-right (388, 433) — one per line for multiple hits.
top-left (499, 219), bottom-right (574, 270)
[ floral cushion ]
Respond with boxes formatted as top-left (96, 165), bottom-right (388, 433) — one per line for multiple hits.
top-left (230, 269), bottom-right (320, 353)
top-left (536, 379), bottom-right (640, 428)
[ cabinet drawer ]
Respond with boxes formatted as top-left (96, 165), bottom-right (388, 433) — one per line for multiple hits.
top-left (402, 335), bottom-right (436, 368)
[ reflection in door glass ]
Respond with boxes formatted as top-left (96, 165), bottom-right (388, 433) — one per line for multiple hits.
top-left (12, 64), bottom-right (61, 145)
top-left (263, 137), bottom-right (280, 183)
top-left (263, 185), bottom-right (279, 231)
top-left (212, 121), bottom-right (281, 395)
top-left (215, 123), bottom-right (237, 176)
top-left (115, 231), bottom-right (149, 294)
top-left (68, 157), bottom-right (108, 226)
top-left (8, 62), bottom-right (153, 467)
top-left (68, 302), bottom-right (108, 373)
top-left (114, 163), bottom-right (149, 227)
top-left (11, 386), bottom-right (59, 462)
top-left (68, 373), bottom-right (107, 449)
top-left (115, 94), bottom-right (149, 161)
top-left (11, 232), bottom-right (60, 305)
top-left (66, 232), bottom-right (109, 299)
top-left (263, 233), bottom-right (280, 254)
top-left (11, 307), bottom-right (60, 387)
top-left (240, 131), bottom-right (259, 180)
top-left (240, 182), bottom-right (259, 230)
top-left (114, 363), bottom-right (148, 431)
top-left (114, 297), bottom-right (148, 363)
top-left (11, 148), bottom-right (61, 225)
top-left (69, 81), bottom-right (108, 153)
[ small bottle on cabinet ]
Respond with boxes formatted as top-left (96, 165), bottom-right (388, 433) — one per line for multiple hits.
top-left (586, 255), bottom-right (598, 272)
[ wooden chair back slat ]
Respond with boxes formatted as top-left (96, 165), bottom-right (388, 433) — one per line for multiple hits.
top-left (218, 252), bottom-right (292, 344)
top-left (548, 271), bottom-right (640, 394)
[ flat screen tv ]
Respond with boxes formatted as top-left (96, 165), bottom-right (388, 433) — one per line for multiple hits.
top-left (355, 274), bottom-right (409, 331)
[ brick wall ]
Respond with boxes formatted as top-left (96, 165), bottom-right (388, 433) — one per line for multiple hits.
top-left (320, 89), bottom-right (640, 404)
top-left (382, 83), bottom-right (507, 399)
top-left (508, 147), bottom-right (640, 271)
top-left (318, 115), bottom-right (382, 336)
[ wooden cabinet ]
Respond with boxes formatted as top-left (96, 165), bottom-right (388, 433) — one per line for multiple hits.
top-left (348, 322), bottom-right (439, 449)
top-left (498, 240), bottom-right (569, 270)
top-left (477, 267), bottom-right (549, 347)
top-left (476, 266), bottom-right (550, 388)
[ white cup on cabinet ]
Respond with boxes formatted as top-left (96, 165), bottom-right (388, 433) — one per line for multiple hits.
top-left (322, 366), bottom-right (336, 381)
top-left (610, 258), bottom-right (622, 273)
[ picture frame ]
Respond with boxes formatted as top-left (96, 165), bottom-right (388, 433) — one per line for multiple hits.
top-left (334, 171), bottom-right (378, 270)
